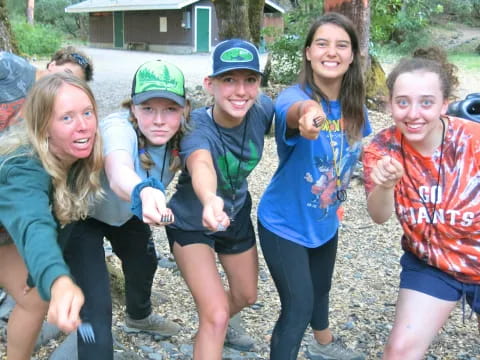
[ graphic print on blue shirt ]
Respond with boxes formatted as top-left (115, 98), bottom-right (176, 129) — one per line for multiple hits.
top-left (216, 139), bottom-right (260, 193)
top-left (303, 117), bottom-right (361, 220)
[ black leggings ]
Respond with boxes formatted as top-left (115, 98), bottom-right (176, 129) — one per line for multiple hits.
top-left (63, 216), bottom-right (158, 360)
top-left (258, 221), bottom-right (338, 360)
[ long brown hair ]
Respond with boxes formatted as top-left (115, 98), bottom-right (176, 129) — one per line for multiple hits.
top-left (299, 12), bottom-right (365, 142)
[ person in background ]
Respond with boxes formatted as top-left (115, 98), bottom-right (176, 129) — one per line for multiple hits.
top-left (166, 39), bottom-right (274, 359)
top-left (363, 47), bottom-right (480, 359)
top-left (64, 59), bottom-right (188, 360)
top-left (257, 12), bottom-right (370, 360)
top-left (0, 72), bottom-right (103, 360)
top-left (0, 46), bottom-right (93, 131)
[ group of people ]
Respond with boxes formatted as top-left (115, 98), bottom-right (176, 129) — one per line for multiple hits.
top-left (0, 11), bottom-right (478, 360)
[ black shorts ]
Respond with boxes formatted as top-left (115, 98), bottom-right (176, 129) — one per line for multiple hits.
top-left (166, 192), bottom-right (256, 255)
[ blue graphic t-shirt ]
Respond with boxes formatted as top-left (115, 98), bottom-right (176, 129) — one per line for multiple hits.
top-left (168, 94), bottom-right (274, 230)
top-left (258, 84), bottom-right (371, 247)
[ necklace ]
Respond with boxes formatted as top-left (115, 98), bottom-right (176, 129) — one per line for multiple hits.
top-left (211, 107), bottom-right (249, 221)
top-left (401, 117), bottom-right (445, 225)
top-left (326, 118), bottom-right (347, 202)
top-left (141, 142), bottom-right (168, 181)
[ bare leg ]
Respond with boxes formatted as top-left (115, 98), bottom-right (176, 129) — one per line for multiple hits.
top-left (383, 288), bottom-right (456, 360)
top-left (0, 244), bottom-right (48, 360)
top-left (313, 328), bottom-right (333, 344)
top-left (173, 243), bottom-right (229, 360)
top-left (218, 246), bottom-right (258, 316)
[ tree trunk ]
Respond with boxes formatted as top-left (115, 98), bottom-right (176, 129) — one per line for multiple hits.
top-left (324, 0), bottom-right (387, 110)
top-left (26, 0), bottom-right (35, 25)
top-left (212, 0), bottom-right (265, 45)
top-left (247, 0), bottom-right (266, 46)
top-left (0, 0), bottom-right (19, 53)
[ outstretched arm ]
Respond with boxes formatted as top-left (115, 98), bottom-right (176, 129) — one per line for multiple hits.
top-left (286, 99), bottom-right (326, 140)
top-left (105, 150), bottom-right (172, 225)
top-left (186, 149), bottom-right (229, 232)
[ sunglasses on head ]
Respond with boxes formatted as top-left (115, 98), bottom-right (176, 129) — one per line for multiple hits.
top-left (71, 53), bottom-right (88, 68)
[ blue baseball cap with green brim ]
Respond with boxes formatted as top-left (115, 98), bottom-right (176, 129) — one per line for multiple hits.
top-left (210, 39), bottom-right (262, 77)
top-left (131, 59), bottom-right (186, 106)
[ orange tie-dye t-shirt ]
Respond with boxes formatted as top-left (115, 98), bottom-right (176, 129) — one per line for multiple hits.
top-left (363, 116), bottom-right (480, 284)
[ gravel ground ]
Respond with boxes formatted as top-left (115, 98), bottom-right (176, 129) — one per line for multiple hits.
top-left (3, 47), bottom-right (479, 359)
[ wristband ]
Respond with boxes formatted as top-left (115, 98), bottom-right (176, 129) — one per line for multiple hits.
top-left (131, 177), bottom-right (165, 220)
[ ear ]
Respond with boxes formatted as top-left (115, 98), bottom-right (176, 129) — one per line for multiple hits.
top-left (130, 103), bottom-right (138, 118)
top-left (305, 47), bottom-right (312, 62)
top-left (440, 99), bottom-right (449, 116)
top-left (46, 61), bottom-right (56, 72)
top-left (203, 76), bottom-right (214, 95)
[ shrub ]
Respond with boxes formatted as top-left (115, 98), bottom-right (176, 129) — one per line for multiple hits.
top-left (267, 1), bottom-right (323, 85)
top-left (268, 34), bottom-right (303, 85)
top-left (12, 21), bottom-right (62, 57)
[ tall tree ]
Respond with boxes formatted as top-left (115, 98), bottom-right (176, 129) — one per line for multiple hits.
top-left (324, 0), bottom-right (387, 109)
top-left (26, 0), bottom-right (34, 24)
top-left (0, 0), bottom-right (18, 52)
top-left (212, 0), bottom-right (266, 45)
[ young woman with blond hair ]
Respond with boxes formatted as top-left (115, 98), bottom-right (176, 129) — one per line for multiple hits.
top-left (0, 72), bottom-right (103, 360)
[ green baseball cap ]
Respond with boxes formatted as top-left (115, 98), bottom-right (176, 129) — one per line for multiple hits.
top-left (131, 59), bottom-right (185, 106)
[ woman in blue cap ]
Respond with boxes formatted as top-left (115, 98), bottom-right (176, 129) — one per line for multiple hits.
top-left (64, 59), bottom-right (189, 360)
top-left (166, 39), bottom-right (274, 359)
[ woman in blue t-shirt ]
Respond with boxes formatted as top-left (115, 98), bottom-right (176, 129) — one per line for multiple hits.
top-left (257, 13), bottom-right (371, 360)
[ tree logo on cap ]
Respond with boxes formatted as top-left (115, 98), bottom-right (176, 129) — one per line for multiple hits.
top-left (135, 64), bottom-right (184, 96)
top-left (220, 48), bottom-right (254, 62)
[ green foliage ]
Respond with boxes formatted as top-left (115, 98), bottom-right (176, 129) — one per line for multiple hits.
top-left (268, 34), bottom-right (303, 84)
top-left (7, 0), bottom-right (88, 40)
top-left (12, 21), bottom-right (62, 56)
top-left (267, 0), bottom-right (322, 84)
top-left (439, 0), bottom-right (480, 25)
top-left (370, 0), bottom-right (402, 43)
top-left (371, 0), bottom-right (444, 51)
top-left (35, 0), bottom-right (88, 40)
top-left (6, 0), bottom-right (24, 17)
top-left (448, 52), bottom-right (480, 71)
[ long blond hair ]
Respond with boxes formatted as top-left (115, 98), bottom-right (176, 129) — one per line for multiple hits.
top-left (0, 73), bottom-right (103, 224)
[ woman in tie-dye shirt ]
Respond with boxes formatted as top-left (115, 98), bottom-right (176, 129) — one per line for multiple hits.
top-left (363, 47), bottom-right (480, 359)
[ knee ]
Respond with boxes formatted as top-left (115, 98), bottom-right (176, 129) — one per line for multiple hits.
top-left (200, 307), bottom-right (230, 334)
top-left (280, 298), bottom-right (313, 328)
top-left (383, 336), bottom-right (416, 360)
top-left (231, 286), bottom-right (257, 309)
top-left (15, 290), bottom-right (48, 317)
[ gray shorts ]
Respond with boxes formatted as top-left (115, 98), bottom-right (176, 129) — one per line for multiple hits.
top-left (0, 228), bottom-right (13, 246)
